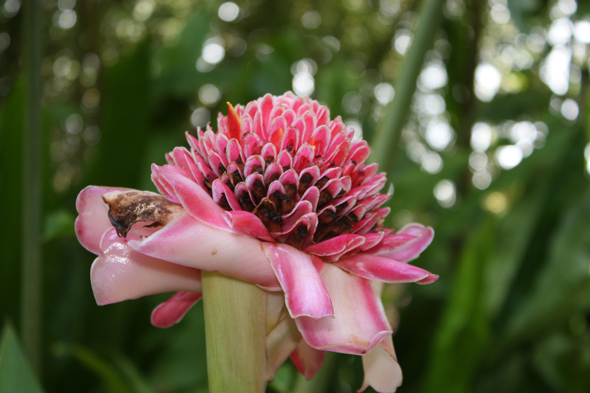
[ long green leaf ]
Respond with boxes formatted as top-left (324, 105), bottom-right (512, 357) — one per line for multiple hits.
top-left (109, 351), bottom-right (156, 393)
top-left (485, 181), bottom-right (549, 318)
top-left (80, 41), bottom-right (151, 189)
top-left (154, 7), bottom-right (213, 99)
top-left (54, 343), bottom-right (131, 393)
top-left (147, 301), bottom-right (208, 391)
top-left (422, 216), bottom-right (496, 392)
top-left (499, 186), bottom-right (590, 350)
top-left (370, 0), bottom-right (445, 171)
top-left (0, 324), bottom-right (44, 393)
top-left (21, 0), bottom-right (44, 373)
top-left (0, 81), bottom-right (24, 335)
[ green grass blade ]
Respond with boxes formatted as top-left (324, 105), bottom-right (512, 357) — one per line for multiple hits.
top-left (21, 0), bottom-right (44, 374)
top-left (422, 216), bottom-right (496, 392)
top-left (0, 323), bottom-right (44, 393)
top-left (53, 343), bottom-right (131, 393)
top-left (370, 0), bottom-right (445, 171)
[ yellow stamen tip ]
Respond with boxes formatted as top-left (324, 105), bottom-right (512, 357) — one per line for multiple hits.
top-left (227, 102), bottom-right (242, 124)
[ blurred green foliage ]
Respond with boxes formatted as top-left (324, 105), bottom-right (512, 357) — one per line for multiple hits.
top-left (1, 0), bottom-right (590, 392)
top-left (0, 324), bottom-right (44, 393)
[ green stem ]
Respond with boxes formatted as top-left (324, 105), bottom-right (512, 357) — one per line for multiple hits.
top-left (370, 0), bottom-right (445, 171)
top-left (292, 352), bottom-right (339, 393)
top-left (201, 272), bottom-right (267, 393)
top-left (21, 0), bottom-right (43, 374)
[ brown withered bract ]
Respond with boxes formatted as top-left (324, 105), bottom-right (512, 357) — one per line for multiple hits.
top-left (252, 198), bottom-right (282, 233)
top-left (102, 191), bottom-right (183, 238)
top-left (284, 222), bottom-right (309, 249)
top-left (314, 213), bottom-right (358, 243)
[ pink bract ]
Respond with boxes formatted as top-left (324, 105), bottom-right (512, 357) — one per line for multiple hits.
top-left (75, 92), bottom-right (437, 393)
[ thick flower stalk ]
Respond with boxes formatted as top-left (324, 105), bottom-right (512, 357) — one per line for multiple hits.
top-left (75, 92), bottom-right (437, 392)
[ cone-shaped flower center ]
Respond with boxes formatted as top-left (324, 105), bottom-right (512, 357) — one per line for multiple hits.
top-left (172, 93), bottom-right (390, 251)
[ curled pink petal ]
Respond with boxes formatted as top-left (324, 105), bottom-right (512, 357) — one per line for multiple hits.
top-left (304, 234), bottom-right (365, 257)
top-left (358, 336), bottom-right (402, 393)
top-left (316, 232), bottom-right (385, 263)
top-left (281, 200), bottom-right (313, 231)
top-left (379, 224), bottom-right (434, 262)
top-left (129, 212), bottom-right (280, 289)
top-left (358, 233), bottom-right (385, 252)
top-left (222, 210), bottom-right (273, 241)
top-left (150, 164), bottom-right (181, 203)
top-left (300, 186), bottom-right (320, 211)
top-left (295, 264), bottom-right (392, 355)
top-left (153, 164), bottom-right (237, 233)
top-left (151, 291), bottom-right (202, 328)
top-left (334, 254), bottom-right (439, 285)
top-left (278, 213), bottom-right (318, 250)
top-left (263, 243), bottom-right (333, 319)
top-left (91, 229), bottom-right (201, 306)
top-left (290, 340), bottom-right (325, 380)
top-left (365, 233), bottom-right (417, 255)
top-left (212, 179), bottom-right (242, 211)
top-left (75, 186), bottom-right (127, 255)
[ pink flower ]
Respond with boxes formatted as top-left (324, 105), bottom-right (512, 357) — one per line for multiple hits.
top-left (75, 92), bottom-right (437, 392)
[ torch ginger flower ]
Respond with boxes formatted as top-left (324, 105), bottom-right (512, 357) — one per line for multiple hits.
top-left (75, 92), bottom-right (437, 392)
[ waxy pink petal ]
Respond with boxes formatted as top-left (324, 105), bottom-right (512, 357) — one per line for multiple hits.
top-left (365, 233), bottom-right (417, 255)
top-left (151, 291), bottom-right (202, 328)
top-left (304, 234), bottom-right (365, 257)
top-left (91, 229), bottom-right (202, 306)
top-left (290, 340), bottom-right (326, 380)
top-left (295, 264), bottom-right (392, 355)
top-left (223, 210), bottom-right (274, 241)
top-left (153, 164), bottom-right (238, 233)
top-left (334, 254), bottom-right (439, 285)
top-left (263, 243), bottom-right (333, 319)
top-left (129, 212), bottom-right (280, 290)
top-left (75, 186), bottom-right (127, 254)
top-left (380, 224), bottom-right (434, 262)
top-left (359, 336), bottom-right (402, 393)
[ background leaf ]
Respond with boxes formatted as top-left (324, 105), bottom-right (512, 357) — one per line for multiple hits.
top-left (0, 324), bottom-right (44, 393)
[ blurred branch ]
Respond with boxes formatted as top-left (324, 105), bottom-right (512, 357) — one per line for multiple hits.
top-left (369, 0), bottom-right (445, 171)
top-left (21, 0), bottom-right (43, 374)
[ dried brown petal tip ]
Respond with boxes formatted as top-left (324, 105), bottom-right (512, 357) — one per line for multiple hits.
top-left (102, 191), bottom-right (183, 237)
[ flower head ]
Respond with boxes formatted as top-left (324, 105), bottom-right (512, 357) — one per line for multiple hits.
top-left (75, 92), bottom-right (437, 392)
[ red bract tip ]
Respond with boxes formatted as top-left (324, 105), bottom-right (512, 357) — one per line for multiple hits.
top-left (226, 101), bottom-right (242, 141)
